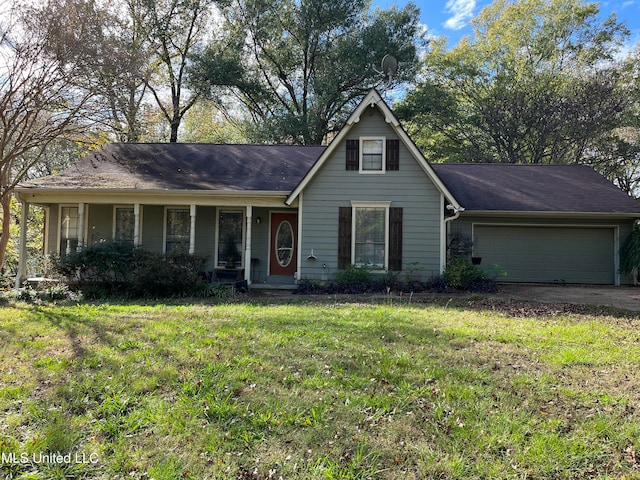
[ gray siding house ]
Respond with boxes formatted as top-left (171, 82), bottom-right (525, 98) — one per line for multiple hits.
top-left (14, 89), bottom-right (640, 286)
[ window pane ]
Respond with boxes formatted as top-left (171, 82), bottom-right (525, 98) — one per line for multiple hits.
top-left (218, 211), bottom-right (243, 266)
top-left (355, 208), bottom-right (385, 243)
top-left (362, 139), bottom-right (383, 171)
top-left (354, 207), bottom-right (385, 268)
top-left (60, 207), bottom-right (79, 255)
top-left (115, 208), bottom-right (135, 243)
top-left (275, 220), bottom-right (294, 267)
top-left (166, 208), bottom-right (190, 253)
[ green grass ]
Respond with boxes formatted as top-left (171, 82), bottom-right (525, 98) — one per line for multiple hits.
top-left (1, 298), bottom-right (640, 479)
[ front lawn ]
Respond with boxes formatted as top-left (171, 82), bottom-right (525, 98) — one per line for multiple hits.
top-left (1, 299), bottom-right (639, 479)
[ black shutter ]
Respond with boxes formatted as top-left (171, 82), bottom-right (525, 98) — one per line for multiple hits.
top-left (388, 207), bottom-right (403, 271)
top-left (338, 207), bottom-right (352, 269)
top-left (346, 139), bottom-right (359, 171)
top-left (386, 139), bottom-right (399, 171)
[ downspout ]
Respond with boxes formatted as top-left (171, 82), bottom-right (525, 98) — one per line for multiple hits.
top-left (443, 204), bottom-right (465, 267)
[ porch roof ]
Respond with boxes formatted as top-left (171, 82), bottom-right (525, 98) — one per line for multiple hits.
top-left (19, 143), bottom-right (327, 192)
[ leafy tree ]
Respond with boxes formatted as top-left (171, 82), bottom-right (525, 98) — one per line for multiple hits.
top-left (397, 0), bottom-right (630, 165)
top-left (583, 47), bottom-right (640, 197)
top-left (620, 224), bottom-right (640, 281)
top-left (24, 0), bottom-right (150, 142)
top-left (195, 0), bottom-right (424, 145)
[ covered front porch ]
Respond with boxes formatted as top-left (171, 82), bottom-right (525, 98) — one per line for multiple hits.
top-left (14, 191), bottom-right (301, 289)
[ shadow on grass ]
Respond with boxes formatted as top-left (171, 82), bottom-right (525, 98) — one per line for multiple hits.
top-left (4, 298), bottom-right (639, 479)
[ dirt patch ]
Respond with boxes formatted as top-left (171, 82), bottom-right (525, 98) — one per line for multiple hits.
top-left (490, 285), bottom-right (640, 314)
top-left (251, 284), bottom-right (640, 317)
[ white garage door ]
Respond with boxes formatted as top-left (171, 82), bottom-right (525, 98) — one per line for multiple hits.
top-left (474, 225), bottom-right (615, 284)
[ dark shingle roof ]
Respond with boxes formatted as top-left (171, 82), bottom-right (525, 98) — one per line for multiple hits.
top-left (20, 144), bottom-right (640, 217)
top-left (432, 163), bottom-right (640, 214)
top-left (21, 143), bottom-right (327, 192)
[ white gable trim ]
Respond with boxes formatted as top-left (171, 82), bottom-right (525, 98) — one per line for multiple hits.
top-left (285, 89), bottom-right (462, 209)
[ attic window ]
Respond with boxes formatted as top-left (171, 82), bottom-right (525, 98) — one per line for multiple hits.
top-left (345, 138), bottom-right (399, 172)
top-left (360, 137), bottom-right (385, 173)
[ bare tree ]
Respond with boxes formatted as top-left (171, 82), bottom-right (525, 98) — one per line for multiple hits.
top-left (0, 2), bottom-right (95, 270)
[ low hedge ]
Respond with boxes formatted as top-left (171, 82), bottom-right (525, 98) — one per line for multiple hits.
top-left (53, 240), bottom-right (209, 299)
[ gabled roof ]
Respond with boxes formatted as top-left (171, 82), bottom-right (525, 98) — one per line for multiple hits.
top-left (432, 163), bottom-right (640, 215)
top-left (19, 143), bottom-right (326, 192)
top-left (285, 89), bottom-right (461, 208)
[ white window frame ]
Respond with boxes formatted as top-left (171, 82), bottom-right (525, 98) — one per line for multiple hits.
top-left (112, 205), bottom-right (135, 243)
top-left (351, 201), bottom-right (391, 270)
top-left (163, 206), bottom-right (191, 254)
top-left (359, 136), bottom-right (386, 174)
top-left (214, 208), bottom-right (245, 268)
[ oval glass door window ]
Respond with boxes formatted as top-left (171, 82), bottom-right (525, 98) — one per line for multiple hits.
top-left (276, 221), bottom-right (294, 267)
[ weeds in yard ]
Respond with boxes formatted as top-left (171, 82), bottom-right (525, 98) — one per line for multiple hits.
top-left (0, 300), bottom-right (639, 479)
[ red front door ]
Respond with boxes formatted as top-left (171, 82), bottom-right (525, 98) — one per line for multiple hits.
top-left (270, 212), bottom-right (297, 276)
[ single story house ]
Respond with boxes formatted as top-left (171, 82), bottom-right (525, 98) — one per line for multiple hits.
top-left (14, 89), bottom-right (640, 287)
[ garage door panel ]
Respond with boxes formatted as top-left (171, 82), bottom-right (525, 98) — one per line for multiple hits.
top-left (475, 226), bottom-right (614, 284)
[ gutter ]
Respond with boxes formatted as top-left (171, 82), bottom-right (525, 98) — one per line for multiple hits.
top-left (444, 204), bottom-right (465, 224)
top-left (453, 209), bottom-right (640, 220)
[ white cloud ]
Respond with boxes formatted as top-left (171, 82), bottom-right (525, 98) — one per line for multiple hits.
top-left (444, 0), bottom-right (476, 30)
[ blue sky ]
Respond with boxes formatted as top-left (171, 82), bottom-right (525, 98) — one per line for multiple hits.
top-left (375, 0), bottom-right (640, 50)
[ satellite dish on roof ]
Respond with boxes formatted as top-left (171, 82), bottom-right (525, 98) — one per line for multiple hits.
top-left (374, 54), bottom-right (398, 86)
top-left (381, 54), bottom-right (398, 77)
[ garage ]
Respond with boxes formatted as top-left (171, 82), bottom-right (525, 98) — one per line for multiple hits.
top-left (474, 225), bottom-right (616, 284)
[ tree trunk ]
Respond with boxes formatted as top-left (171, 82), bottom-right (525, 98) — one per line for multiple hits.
top-left (170, 121), bottom-right (179, 142)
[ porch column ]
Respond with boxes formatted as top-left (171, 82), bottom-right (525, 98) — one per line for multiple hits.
top-left (244, 206), bottom-right (252, 285)
top-left (77, 202), bottom-right (85, 251)
top-left (15, 200), bottom-right (29, 288)
top-left (189, 204), bottom-right (196, 255)
top-left (133, 203), bottom-right (141, 247)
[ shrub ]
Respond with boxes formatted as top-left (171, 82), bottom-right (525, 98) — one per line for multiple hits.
top-left (54, 240), bottom-right (137, 284)
top-left (295, 260), bottom-right (498, 295)
top-left (443, 256), bottom-right (495, 291)
top-left (333, 265), bottom-right (402, 293)
top-left (129, 251), bottom-right (208, 298)
top-left (53, 241), bottom-right (209, 299)
top-left (621, 225), bottom-right (640, 277)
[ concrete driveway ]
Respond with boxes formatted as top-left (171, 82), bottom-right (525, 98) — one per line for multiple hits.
top-left (497, 284), bottom-right (640, 312)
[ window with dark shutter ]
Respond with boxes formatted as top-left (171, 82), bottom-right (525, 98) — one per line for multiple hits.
top-left (338, 207), bottom-right (352, 269)
top-left (388, 207), bottom-right (403, 271)
top-left (346, 139), bottom-right (359, 170)
top-left (386, 139), bottom-right (399, 171)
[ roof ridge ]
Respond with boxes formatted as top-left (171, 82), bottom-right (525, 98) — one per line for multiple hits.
top-left (107, 142), bottom-right (326, 148)
top-left (433, 162), bottom-right (588, 167)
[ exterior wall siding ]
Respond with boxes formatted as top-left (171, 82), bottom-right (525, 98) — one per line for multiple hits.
top-left (195, 206), bottom-right (216, 270)
top-left (141, 205), bottom-right (164, 253)
top-left (299, 109), bottom-right (443, 282)
top-left (46, 205), bottom-right (59, 254)
top-left (250, 207), bottom-right (271, 284)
